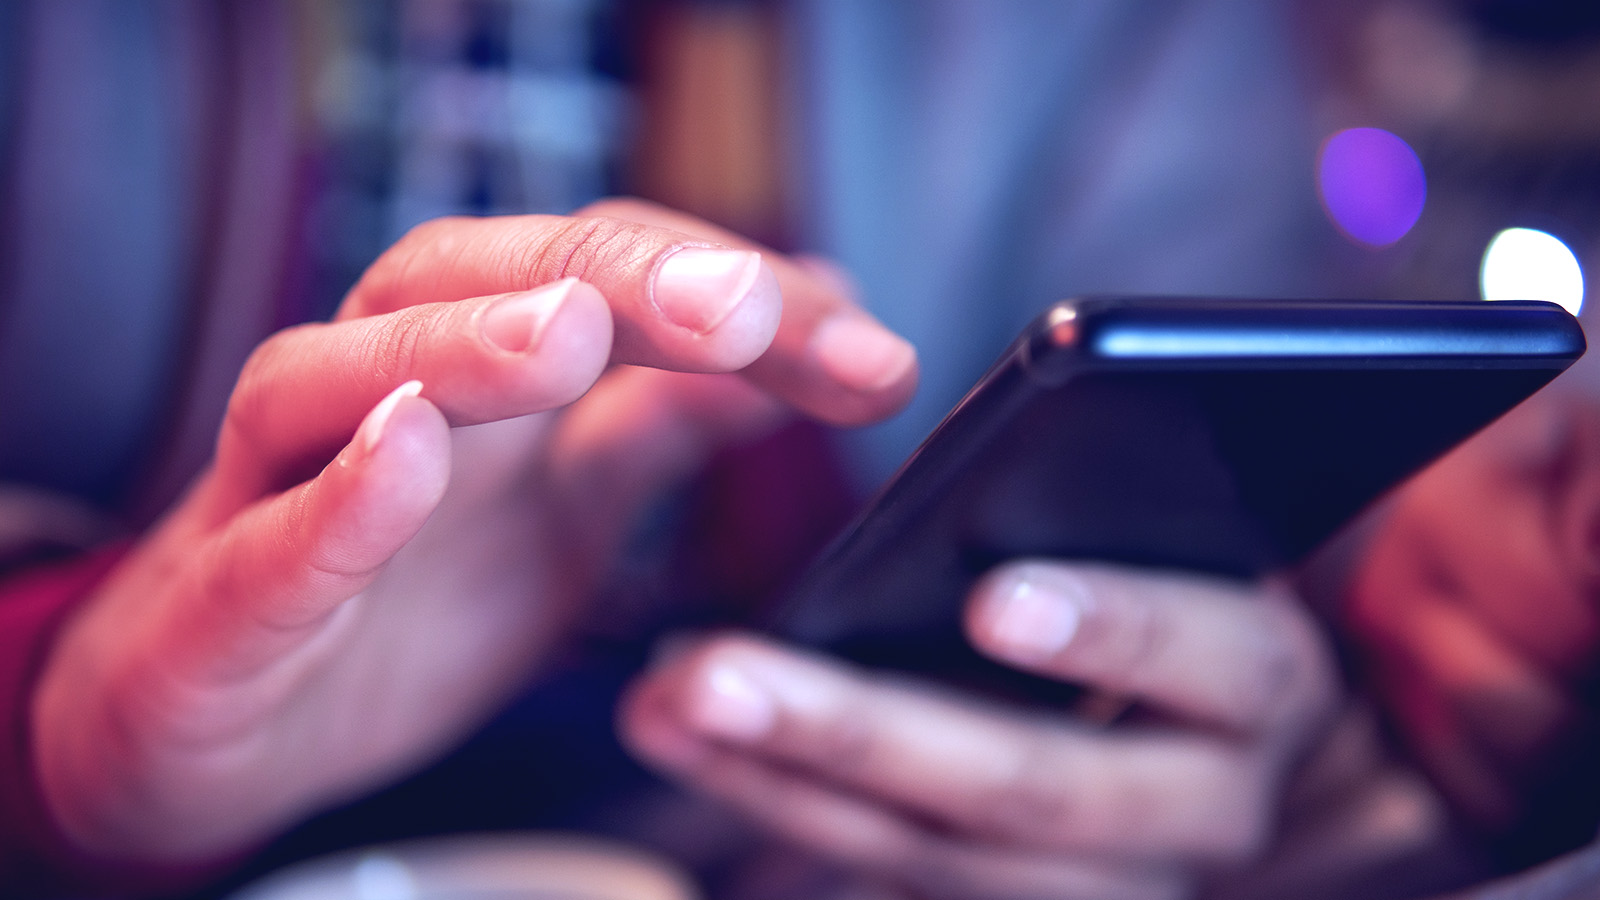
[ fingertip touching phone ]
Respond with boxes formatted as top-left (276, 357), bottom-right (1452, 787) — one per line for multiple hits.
top-left (767, 296), bottom-right (1585, 705)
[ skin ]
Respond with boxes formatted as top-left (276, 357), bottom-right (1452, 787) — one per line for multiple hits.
top-left (30, 198), bottom-right (919, 863)
top-left (27, 196), bottom-right (1355, 895)
top-left (1346, 388), bottom-right (1600, 836)
top-left (51, 194), bottom-right (1576, 899)
top-left (617, 387), bottom-right (1600, 899)
top-left (621, 565), bottom-right (1341, 900)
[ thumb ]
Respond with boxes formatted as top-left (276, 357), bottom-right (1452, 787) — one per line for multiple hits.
top-left (164, 381), bottom-right (451, 685)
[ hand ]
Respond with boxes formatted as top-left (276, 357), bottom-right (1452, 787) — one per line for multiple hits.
top-left (30, 199), bottom-right (918, 864)
top-left (1344, 388), bottom-right (1600, 838)
top-left (620, 562), bottom-right (1339, 900)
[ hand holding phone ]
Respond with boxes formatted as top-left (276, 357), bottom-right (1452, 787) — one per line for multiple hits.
top-left (622, 295), bottom-right (1582, 898)
top-left (768, 296), bottom-right (1584, 702)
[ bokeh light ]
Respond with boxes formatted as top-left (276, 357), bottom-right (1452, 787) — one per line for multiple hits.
top-left (352, 853), bottom-right (417, 900)
top-left (1316, 127), bottom-right (1427, 247)
top-left (1480, 227), bottom-right (1585, 316)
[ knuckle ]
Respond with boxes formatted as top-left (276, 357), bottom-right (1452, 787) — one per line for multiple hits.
top-left (392, 215), bottom-right (480, 266)
top-left (1063, 568), bottom-right (1181, 690)
top-left (1230, 617), bottom-right (1304, 730)
top-left (1097, 591), bottom-right (1177, 691)
top-left (796, 702), bottom-right (876, 774)
top-left (353, 215), bottom-right (476, 304)
top-left (517, 215), bottom-right (657, 285)
top-left (355, 309), bottom-right (429, 385)
top-left (1244, 605), bottom-right (1338, 733)
top-left (1128, 597), bottom-right (1177, 668)
top-left (979, 738), bottom-right (1082, 844)
top-left (222, 326), bottom-right (308, 456)
top-left (231, 327), bottom-right (291, 404)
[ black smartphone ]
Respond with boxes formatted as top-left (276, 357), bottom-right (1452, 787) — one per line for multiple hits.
top-left (767, 296), bottom-right (1584, 704)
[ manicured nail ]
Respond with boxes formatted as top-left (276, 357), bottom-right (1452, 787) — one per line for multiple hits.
top-left (481, 278), bottom-right (578, 353)
top-left (357, 380), bottom-right (423, 456)
top-left (811, 313), bottom-right (917, 392)
top-left (654, 248), bottom-right (771, 334)
top-left (686, 662), bottom-right (777, 744)
top-left (981, 575), bottom-right (1083, 664)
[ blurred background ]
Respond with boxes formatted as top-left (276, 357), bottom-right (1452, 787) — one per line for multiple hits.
top-left (295, 0), bottom-right (1600, 468)
top-left (5, 0), bottom-right (1599, 503)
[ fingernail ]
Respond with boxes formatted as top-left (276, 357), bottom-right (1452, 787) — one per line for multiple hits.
top-left (357, 380), bottom-right (424, 456)
top-left (981, 575), bottom-right (1083, 664)
top-left (686, 662), bottom-right (777, 744)
top-left (811, 313), bottom-right (917, 393)
top-left (482, 278), bottom-right (578, 353)
top-left (654, 247), bottom-right (771, 334)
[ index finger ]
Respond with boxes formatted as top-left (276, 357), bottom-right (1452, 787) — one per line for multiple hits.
top-left (344, 202), bottom-right (917, 426)
top-left (622, 633), bottom-right (1272, 862)
top-left (343, 213), bottom-right (780, 373)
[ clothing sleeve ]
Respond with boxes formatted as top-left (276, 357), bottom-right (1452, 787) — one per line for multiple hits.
top-left (0, 545), bottom-right (132, 896)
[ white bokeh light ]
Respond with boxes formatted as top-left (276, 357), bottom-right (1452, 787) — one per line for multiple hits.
top-left (351, 854), bottom-right (418, 900)
top-left (1479, 227), bottom-right (1585, 316)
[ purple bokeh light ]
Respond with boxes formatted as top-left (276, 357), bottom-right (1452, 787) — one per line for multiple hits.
top-left (1316, 127), bottom-right (1426, 247)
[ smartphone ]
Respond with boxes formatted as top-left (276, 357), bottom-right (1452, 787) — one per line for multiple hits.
top-left (767, 296), bottom-right (1584, 704)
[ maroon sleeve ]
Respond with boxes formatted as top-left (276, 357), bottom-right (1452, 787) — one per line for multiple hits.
top-left (0, 546), bottom-right (131, 896)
